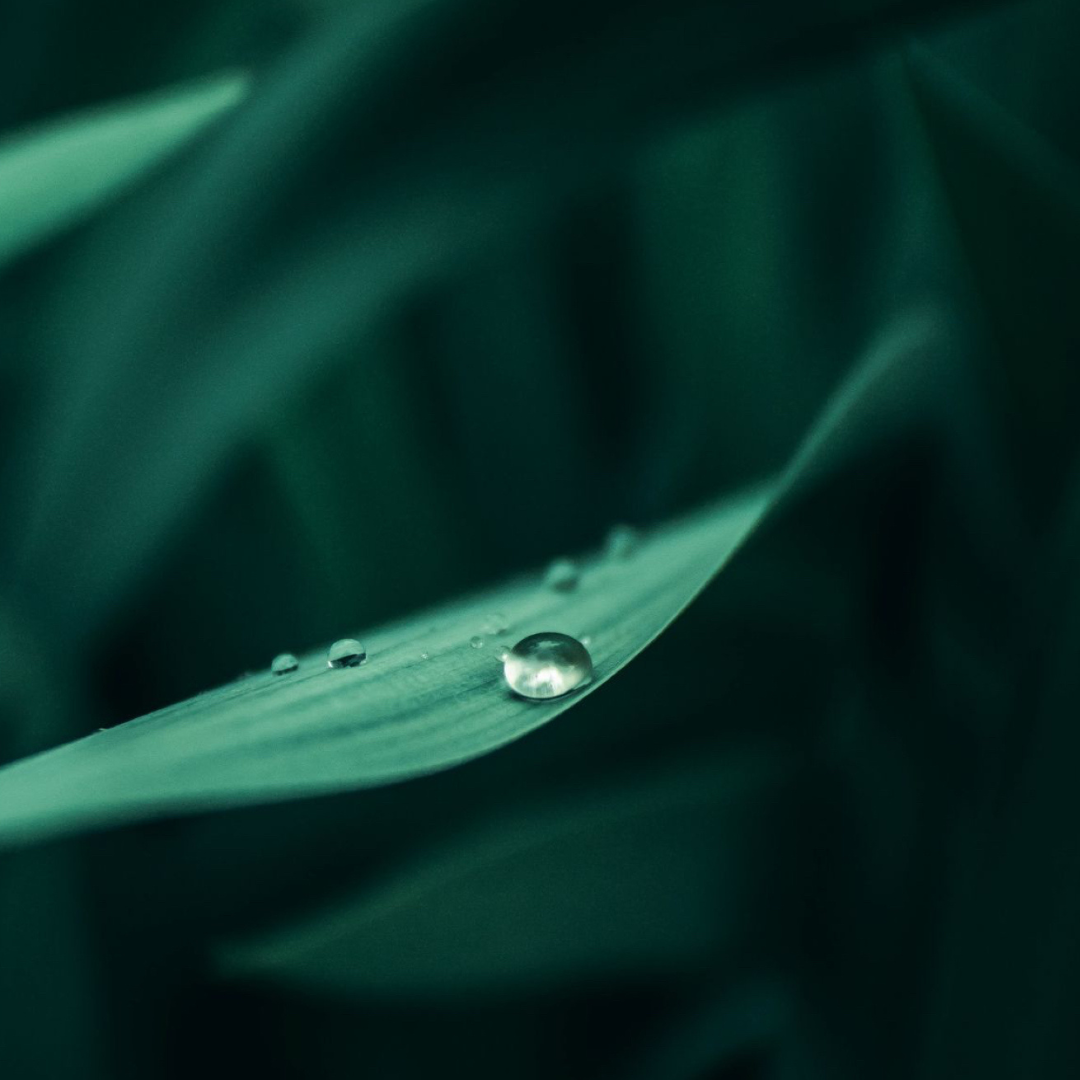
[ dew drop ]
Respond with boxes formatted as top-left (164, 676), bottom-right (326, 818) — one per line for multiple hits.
top-left (469, 635), bottom-right (484, 649)
top-left (327, 638), bottom-right (366, 668)
top-left (481, 611), bottom-right (510, 635)
top-left (605, 523), bottom-right (639, 559)
top-left (270, 652), bottom-right (299, 676)
top-left (544, 558), bottom-right (579, 592)
top-left (503, 632), bottom-right (593, 700)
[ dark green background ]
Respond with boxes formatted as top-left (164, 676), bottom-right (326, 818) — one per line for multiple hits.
top-left (1, 0), bottom-right (1079, 1076)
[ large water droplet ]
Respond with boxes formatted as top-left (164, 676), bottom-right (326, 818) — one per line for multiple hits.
top-left (544, 558), bottom-right (579, 592)
top-left (327, 638), bottom-right (366, 668)
top-left (270, 652), bottom-right (299, 676)
top-left (605, 523), bottom-right (639, 559)
top-left (503, 632), bottom-right (593, 700)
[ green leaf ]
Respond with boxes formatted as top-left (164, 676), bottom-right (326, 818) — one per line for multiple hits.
top-left (0, 306), bottom-right (938, 850)
top-left (219, 752), bottom-right (794, 995)
top-left (0, 481), bottom-right (774, 848)
top-left (0, 72), bottom-right (248, 270)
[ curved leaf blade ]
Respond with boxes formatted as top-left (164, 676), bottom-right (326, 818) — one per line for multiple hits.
top-left (0, 481), bottom-right (774, 849)
top-left (0, 307), bottom-right (939, 850)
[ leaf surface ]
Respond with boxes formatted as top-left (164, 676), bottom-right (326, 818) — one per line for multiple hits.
top-left (0, 308), bottom-right (937, 849)
top-left (0, 73), bottom-right (247, 269)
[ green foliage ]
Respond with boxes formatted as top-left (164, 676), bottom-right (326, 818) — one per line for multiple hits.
top-left (0, 482), bottom-right (775, 846)
top-left (0, 299), bottom-right (934, 848)
top-left (1, 1), bottom-right (1078, 1079)
top-left (0, 73), bottom-right (246, 270)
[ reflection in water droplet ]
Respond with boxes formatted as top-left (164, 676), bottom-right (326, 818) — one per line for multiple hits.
top-left (481, 611), bottom-right (510, 635)
top-left (544, 558), bottom-right (579, 592)
top-left (270, 652), bottom-right (299, 676)
top-left (469, 635), bottom-right (484, 649)
top-left (327, 638), bottom-right (366, 668)
top-left (503, 632), bottom-right (593, 700)
top-left (605, 524), bottom-right (639, 559)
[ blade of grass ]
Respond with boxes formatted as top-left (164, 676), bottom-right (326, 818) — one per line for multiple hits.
top-left (0, 308), bottom-right (941, 850)
top-left (0, 480), bottom-right (775, 849)
top-left (0, 72), bottom-right (247, 270)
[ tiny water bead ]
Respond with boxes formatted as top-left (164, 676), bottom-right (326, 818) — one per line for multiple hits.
top-left (469, 635), bottom-right (484, 649)
top-left (605, 523), bottom-right (639, 559)
top-left (481, 611), bottom-right (510, 635)
top-left (544, 558), bottom-right (579, 592)
top-left (327, 638), bottom-right (366, 668)
top-left (503, 632), bottom-right (593, 700)
top-left (270, 652), bottom-right (299, 676)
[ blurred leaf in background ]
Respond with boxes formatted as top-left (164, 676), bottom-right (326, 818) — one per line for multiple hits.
top-left (1, 0), bottom-right (1079, 1078)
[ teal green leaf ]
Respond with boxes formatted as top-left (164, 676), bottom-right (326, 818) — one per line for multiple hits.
top-left (219, 752), bottom-right (794, 995)
top-left (0, 307), bottom-right (937, 850)
top-left (0, 72), bottom-right (248, 269)
top-left (0, 481), bottom-right (774, 849)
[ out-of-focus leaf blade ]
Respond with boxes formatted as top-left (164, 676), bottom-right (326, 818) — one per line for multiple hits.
top-left (219, 753), bottom-right (793, 995)
top-left (0, 72), bottom-right (247, 269)
top-left (0, 307), bottom-right (940, 850)
top-left (17, 0), bottom-right (997, 644)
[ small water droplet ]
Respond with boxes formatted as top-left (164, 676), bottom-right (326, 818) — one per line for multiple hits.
top-left (470, 635), bottom-right (484, 649)
top-left (503, 632), bottom-right (593, 700)
top-left (495, 644), bottom-right (512, 661)
top-left (420, 651), bottom-right (430, 660)
top-left (270, 652), bottom-right (299, 676)
top-left (544, 558), bottom-right (579, 592)
top-left (327, 638), bottom-right (366, 668)
top-left (605, 523), bottom-right (639, 559)
top-left (579, 635), bottom-right (593, 647)
top-left (481, 611), bottom-right (510, 635)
